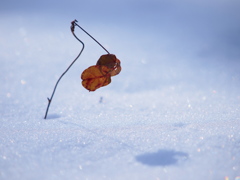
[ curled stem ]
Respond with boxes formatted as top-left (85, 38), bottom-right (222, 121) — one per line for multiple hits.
top-left (74, 20), bottom-right (110, 54)
top-left (44, 20), bottom-right (110, 119)
top-left (44, 20), bottom-right (84, 119)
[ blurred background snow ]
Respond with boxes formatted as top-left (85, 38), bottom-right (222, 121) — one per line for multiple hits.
top-left (1, 0), bottom-right (240, 179)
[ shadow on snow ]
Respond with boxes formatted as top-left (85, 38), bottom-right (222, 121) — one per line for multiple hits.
top-left (44, 113), bottom-right (62, 119)
top-left (136, 149), bottom-right (188, 166)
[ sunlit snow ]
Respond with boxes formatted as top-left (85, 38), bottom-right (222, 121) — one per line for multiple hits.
top-left (1, 0), bottom-right (240, 179)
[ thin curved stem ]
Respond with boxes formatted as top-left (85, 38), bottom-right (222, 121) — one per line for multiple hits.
top-left (74, 21), bottom-right (110, 54)
top-left (44, 20), bottom-right (111, 119)
top-left (44, 20), bottom-right (84, 119)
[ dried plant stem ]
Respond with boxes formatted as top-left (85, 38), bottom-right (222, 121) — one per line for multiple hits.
top-left (44, 20), bottom-right (110, 119)
top-left (44, 20), bottom-right (84, 119)
top-left (74, 20), bottom-right (110, 54)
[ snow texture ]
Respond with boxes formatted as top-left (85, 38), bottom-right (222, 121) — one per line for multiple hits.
top-left (1, 0), bottom-right (240, 179)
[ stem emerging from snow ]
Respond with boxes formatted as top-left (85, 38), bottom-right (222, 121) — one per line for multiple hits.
top-left (44, 19), bottom-right (111, 119)
top-left (44, 20), bottom-right (84, 119)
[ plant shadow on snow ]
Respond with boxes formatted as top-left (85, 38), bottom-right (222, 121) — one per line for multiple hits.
top-left (136, 149), bottom-right (188, 166)
top-left (45, 113), bottom-right (62, 119)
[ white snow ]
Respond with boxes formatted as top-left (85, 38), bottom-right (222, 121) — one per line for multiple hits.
top-left (1, 0), bottom-right (240, 179)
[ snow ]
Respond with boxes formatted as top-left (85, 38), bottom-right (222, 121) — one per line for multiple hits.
top-left (1, 0), bottom-right (240, 179)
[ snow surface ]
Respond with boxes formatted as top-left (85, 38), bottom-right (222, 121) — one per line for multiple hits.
top-left (1, 0), bottom-right (240, 179)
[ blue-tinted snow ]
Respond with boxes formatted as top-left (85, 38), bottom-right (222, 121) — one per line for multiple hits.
top-left (1, 0), bottom-right (240, 179)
